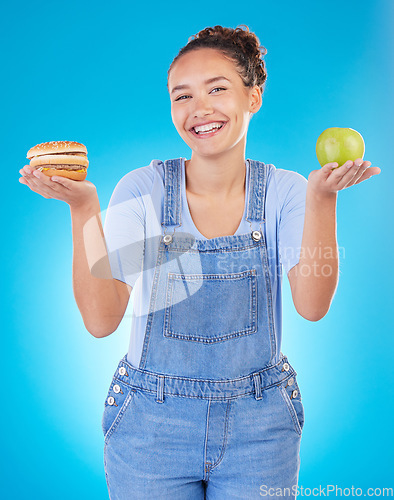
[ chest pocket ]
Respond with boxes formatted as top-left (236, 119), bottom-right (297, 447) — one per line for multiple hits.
top-left (164, 269), bottom-right (257, 344)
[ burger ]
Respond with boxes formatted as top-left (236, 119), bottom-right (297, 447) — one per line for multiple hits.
top-left (26, 141), bottom-right (89, 181)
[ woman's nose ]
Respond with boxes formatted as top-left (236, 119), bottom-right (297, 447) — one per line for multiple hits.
top-left (192, 95), bottom-right (214, 116)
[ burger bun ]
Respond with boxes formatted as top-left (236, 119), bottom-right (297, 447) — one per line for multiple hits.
top-left (27, 141), bottom-right (89, 181)
top-left (36, 167), bottom-right (88, 181)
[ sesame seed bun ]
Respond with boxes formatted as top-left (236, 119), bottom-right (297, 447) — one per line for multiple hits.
top-left (27, 141), bottom-right (87, 158)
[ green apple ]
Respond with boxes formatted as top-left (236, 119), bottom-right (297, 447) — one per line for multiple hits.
top-left (316, 127), bottom-right (365, 168)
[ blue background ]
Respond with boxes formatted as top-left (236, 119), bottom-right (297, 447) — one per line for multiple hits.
top-left (2, 0), bottom-right (393, 497)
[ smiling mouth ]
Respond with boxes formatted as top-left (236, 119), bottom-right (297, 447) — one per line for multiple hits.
top-left (190, 122), bottom-right (227, 137)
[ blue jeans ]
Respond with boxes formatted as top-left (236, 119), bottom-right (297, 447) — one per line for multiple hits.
top-left (102, 355), bottom-right (304, 499)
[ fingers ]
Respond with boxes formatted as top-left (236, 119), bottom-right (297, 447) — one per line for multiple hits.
top-left (321, 162), bottom-right (340, 178)
top-left (49, 174), bottom-right (72, 190)
top-left (19, 165), bottom-right (32, 180)
top-left (19, 166), bottom-right (63, 197)
top-left (348, 159), bottom-right (371, 185)
top-left (19, 173), bottom-right (50, 197)
top-left (341, 159), bottom-right (372, 187)
top-left (353, 165), bottom-right (381, 185)
top-left (326, 159), bottom-right (372, 189)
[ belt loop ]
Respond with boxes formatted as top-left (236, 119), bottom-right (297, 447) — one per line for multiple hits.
top-left (156, 375), bottom-right (164, 403)
top-left (253, 373), bottom-right (262, 400)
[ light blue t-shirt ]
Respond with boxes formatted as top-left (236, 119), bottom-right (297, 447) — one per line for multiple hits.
top-left (103, 158), bottom-right (308, 368)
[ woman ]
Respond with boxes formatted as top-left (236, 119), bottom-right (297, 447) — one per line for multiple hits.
top-left (19, 25), bottom-right (379, 500)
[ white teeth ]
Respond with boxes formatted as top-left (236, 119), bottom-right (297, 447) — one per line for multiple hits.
top-left (193, 122), bottom-right (224, 134)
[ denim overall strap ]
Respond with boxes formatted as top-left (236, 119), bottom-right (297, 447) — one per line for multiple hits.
top-left (162, 158), bottom-right (267, 232)
top-left (246, 159), bottom-right (267, 225)
top-left (162, 158), bottom-right (182, 230)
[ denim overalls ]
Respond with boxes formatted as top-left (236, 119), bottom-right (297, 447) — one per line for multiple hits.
top-left (102, 158), bottom-right (304, 499)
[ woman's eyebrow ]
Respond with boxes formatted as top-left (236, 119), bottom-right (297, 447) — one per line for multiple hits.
top-left (171, 76), bottom-right (231, 94)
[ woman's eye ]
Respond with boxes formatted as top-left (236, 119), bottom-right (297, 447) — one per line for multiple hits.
top-left (211, 87), bottom-right (226, 93)
top-left (175, 95), bottom-right (190, 101)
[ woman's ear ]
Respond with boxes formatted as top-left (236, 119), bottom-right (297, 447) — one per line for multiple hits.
top-left (249, 85), bottom-right (262, 114)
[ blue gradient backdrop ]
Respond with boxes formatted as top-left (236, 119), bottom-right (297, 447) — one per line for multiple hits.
top-left (2, 0), bottom-right (393, 498)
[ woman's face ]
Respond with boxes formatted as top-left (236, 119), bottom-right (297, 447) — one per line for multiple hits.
top-left (168, 48), bottom-right (261, 158)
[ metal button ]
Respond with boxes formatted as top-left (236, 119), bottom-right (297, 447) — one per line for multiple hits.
top-left (287, 377), bottom-right (294, 386)
top-left (113, 384), bottom-right (121, 394)
top-left (251, 230), bottom-right (262, 242)
top-left (163, 234), bottom-right (173, 245)
top-left (283, 362), bottom-right (290, 372)
top-left (107, 396), bottom-right (116, 406)
top-left (119, 367), bottom-right (127, 376)
top-left (291, 390), bottom-right (298, 399)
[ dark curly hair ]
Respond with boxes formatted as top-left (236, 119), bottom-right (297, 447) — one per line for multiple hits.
top-left (167, 25), bottom-right (268, 95)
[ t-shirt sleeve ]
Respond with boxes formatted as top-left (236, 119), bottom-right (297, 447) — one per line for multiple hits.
top-left (276, 169), bottom-right (308, 275)
top-left (103, 168), bottom-right (150, 288)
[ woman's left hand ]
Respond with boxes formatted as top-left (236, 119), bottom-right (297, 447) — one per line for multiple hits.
top-left (307, 158), bottom-right (381, 197)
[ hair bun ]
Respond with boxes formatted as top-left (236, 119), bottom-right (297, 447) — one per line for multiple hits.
top-left (169, 25), bottom-right (267, 93)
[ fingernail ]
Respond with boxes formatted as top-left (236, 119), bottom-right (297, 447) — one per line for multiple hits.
top-left (346, 161), bottom-right (353, 168)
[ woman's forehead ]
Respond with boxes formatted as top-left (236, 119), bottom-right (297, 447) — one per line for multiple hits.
top-left (169, 49), bottom-right (238, 87)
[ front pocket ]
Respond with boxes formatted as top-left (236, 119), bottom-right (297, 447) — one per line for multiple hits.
top-left (102, 377), bottom-right (136, 444)
top-left (164, 269), bottom-right (257, 343)
top-left (278, 380), bottom-right (304, 436)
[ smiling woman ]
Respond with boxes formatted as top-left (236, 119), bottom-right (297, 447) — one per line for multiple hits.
top-left (19, 22), bottom-right (380, 500)
top-left (101, 25), bottom-right (310, 500)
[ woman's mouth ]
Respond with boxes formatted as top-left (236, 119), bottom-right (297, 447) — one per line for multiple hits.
top-left (190, 121), bottom-right (227, 138)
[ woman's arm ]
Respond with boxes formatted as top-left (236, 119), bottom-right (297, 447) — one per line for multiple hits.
top-left (288, 190), bottom-right (338, 321)
top-left (70, 198), bottom-right (132, 337)
top-left (288, 158), bottom-right (380, 321)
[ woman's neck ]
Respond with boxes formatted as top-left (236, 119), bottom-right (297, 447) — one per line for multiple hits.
top-left (185, 146), bottom-right (247, 200)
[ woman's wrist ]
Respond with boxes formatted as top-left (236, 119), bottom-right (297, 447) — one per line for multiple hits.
top-left (306, 184), bottom-right (338, 204)
top-left (69, 193), bottom-right (101, 218)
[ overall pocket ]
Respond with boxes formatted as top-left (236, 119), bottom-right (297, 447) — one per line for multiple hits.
top-left (278, 377), bottom-right (304, 436)
top-left (102, 376), bottom-right (136, 444)
top-left (164, 269), bottom-right (257, 343)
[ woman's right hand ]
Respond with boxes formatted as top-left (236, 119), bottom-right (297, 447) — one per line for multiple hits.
top-left (19, 165), bottom-right (98, 210)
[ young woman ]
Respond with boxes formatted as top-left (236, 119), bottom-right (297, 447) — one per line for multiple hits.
top-left (19, 25), bottom-right (379, 500)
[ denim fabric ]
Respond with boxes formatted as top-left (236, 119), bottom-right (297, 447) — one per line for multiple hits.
top-left (102, 159), bottom-right (304, 499)
top-left (103, 157), bottom-right (308, 368)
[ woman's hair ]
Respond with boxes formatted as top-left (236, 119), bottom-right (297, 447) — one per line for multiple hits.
top-left (167, 25), bottom-right (268, 94)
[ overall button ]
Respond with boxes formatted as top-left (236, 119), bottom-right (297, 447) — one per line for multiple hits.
top-left (107, 396), bottom-right (116, 406)
top-left (163, 234), bottom-right (173, 245)
top-left (119, 367), bottom-right (127, 376)
top-left (287, 377), bottom-right (294, 387)
top-left (113, 384), bottom-right (121, 394)
top-left (283, 362), bottom-right (290, 372)
top-left (291, 390), bottom-right (298, 399)
top-left (251, 230), bottom-right (262, 242)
